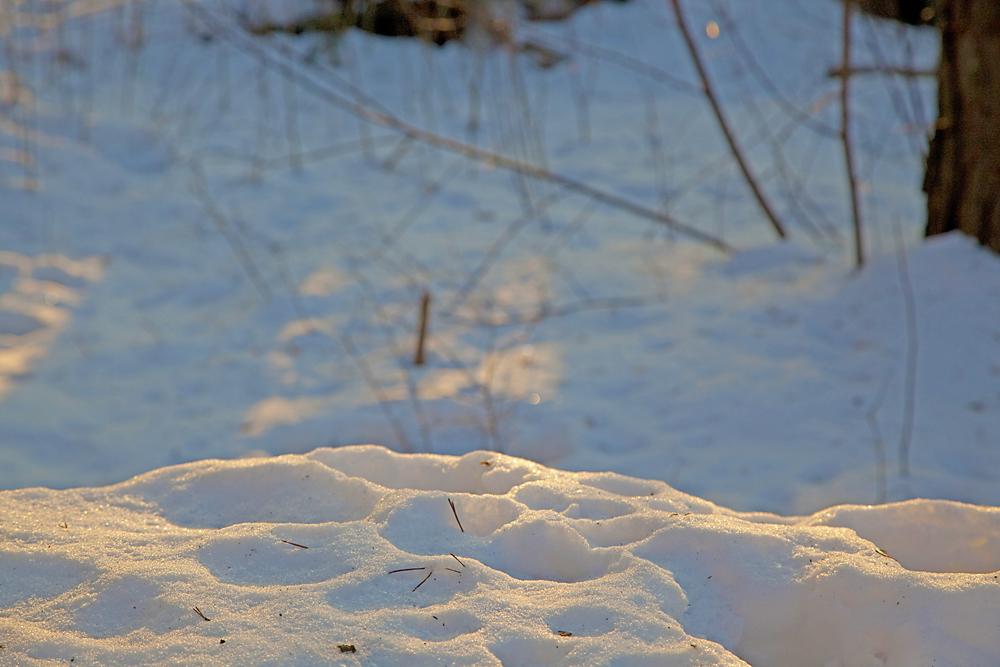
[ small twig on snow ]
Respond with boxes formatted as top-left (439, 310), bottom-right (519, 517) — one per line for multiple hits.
top-left (279, 539), bottom-right (309, 549)
top-left (447, 498), bottom-right (464, 533)
top-left (412, 570), bottom-right (434, 591)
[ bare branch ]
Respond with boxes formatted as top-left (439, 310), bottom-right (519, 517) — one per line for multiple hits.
top-left (667, 0), bottom-right (788, 239)
top-left (189, 161), bottom-right (273, 301)
top-left (894, 221), bottom-right (918, 479)
top-left (828, 65), bottom-right (936, 78)
top-left (414, 291), bottom-right (431, 366)
top-left (182, 2), bottom-right (734, 254)
top-left (706, 0), bottom-right (840, 139)
top-left (840, 0), bottom-right (865, 267)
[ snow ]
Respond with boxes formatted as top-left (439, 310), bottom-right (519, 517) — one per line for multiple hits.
top-left (3, 447), bottom-right (1000, 666)
top-left (2, 0), bottom-right (1000, 662)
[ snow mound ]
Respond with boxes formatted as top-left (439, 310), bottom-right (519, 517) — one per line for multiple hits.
top-left (2, 446), bottom-right (998, 666)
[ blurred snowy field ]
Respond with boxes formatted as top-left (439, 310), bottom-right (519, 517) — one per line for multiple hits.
top-left (2, 0), bottom-right (979, 514)
top-left (2, 0), bottom-right (1000, 662)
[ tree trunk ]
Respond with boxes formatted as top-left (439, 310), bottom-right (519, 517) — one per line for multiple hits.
top-left (923, 0), bottom-right (1000, 253)
top-left (857, 0), bottom-right (936, 25)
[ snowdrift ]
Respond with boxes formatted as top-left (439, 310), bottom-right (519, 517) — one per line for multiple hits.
top-left (2, 446), bottom-right (998, 666)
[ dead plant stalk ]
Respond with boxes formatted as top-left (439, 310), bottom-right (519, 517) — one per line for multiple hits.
top-left (414, 291), bottom-right (431, 366)
top-left (667, 0), bottom-right (787, 240)
top-left (840, 0), bottom-right (864, 267)
top-left (181, 2), bottom-right (734, 254)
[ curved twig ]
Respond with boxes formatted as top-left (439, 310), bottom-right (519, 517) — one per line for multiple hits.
top-left (667, 0), bottom-right (787, 239)
top-left (182, 2), bottom-right (734, 254)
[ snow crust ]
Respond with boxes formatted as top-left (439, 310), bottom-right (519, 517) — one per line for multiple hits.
top-left (1, 0), bottom-right (998, 662)
top-left (2, 446), bottom-right (998, 666)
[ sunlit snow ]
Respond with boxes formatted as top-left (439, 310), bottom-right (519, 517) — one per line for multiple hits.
top-left (2, 0), bottom-right (999, 662)
top-left (3, 447), bottom-right (999, 666)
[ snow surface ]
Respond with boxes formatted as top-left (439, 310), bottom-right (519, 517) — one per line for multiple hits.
top-left (3, 0), bottom-right (1000, 662)
top-left (3, 446), bottom-right (1000, 666)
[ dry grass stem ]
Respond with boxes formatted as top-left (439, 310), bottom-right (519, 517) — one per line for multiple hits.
top-left (447, 497), bottom-right (464, 532)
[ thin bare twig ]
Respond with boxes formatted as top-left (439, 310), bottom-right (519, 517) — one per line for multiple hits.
top-left (252, 235), bottom-right (415, 452)
top-left (343, 35), bottom-right (375, 160)
top-left (827, 65), bottom-right (936, 78)
top-left (2, 19), bottom-right (39, 190)
top-left (339, 327), bottom-right (414, 452)
top-left (279, 539), bottom-right (309, 549)
top-left (770, 121), bottom-right (843, 244)
top-left (281, 63), bottom-right (303, 171)
top-left (182, 2), bottom-right (733, 253)
top-left (642, 91), bottom-right (671, 215)
top-left (857, 15), bottom-right (929, 163)
top-left (458, 295), bottom-right (662, 327)
top-left (899, 30), bottom-right (931, 141)
top-left (252, 56), bottom-right (270, 180)
top-left (543, 199), bottom-right (600, 257)
top-left (412, 570), bottom-right (433, 591)
top-left (332, 254), bottom-right (431, 452)
top-left (893, 221), bottom-right (917, 478)
top-left (447, 497), bottom-right (464, 532)
top-left (565, 23), bottom-right (592, 142)
top-left (189, 161), bottom-right (273, 301)
top-left (447, 190), bottom-right (566, 313)
top-left (519, 27), bottom-right (702, 96)
top-left (368, 158), bottom-right (465, 262)
top-left (667, 0), bottom-right (787, 239)
top-left (840, 0), bottom-right (864, 267)
top-left (414, 290), bottom-right (431, 366)
top-left (479, 323), bottom-right (504, 452)
top-left (706, 0), bottom-right (839, 139)
top-left (380, 136), bottom-right (416, 171)
top-left (866, 369), bottom-right (893, 504)
top-left (415, 332), bottom-right (493, 430)
top-left (203, 136), bottom-right (400, 172)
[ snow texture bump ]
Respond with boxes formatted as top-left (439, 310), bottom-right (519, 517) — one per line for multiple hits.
top-left (1, 446), bottom-right (998, 666)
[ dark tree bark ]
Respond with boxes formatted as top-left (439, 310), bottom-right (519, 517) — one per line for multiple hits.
top-left (923, 0), bottom-right (1000, 253)
top-left (857, 0), bottom-right (936, 25)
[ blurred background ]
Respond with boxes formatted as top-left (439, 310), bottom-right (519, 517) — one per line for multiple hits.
top-left (4, 0), bottom-right (996, 514)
